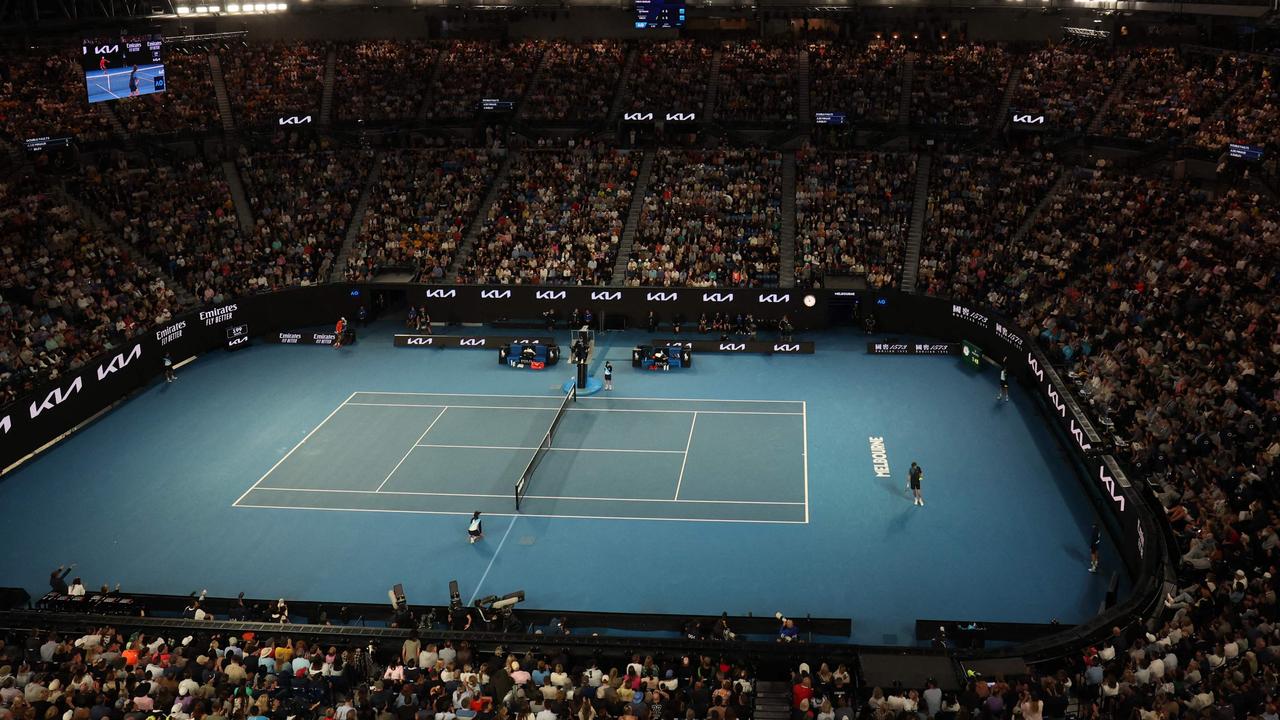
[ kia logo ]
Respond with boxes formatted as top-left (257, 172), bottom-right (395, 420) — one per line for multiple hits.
top-left (702, 293), bottom-right (734, 303)
top-left (1098, 466), bottom-right (1125, 512)
top-left (758, 293), bottom-right (790, 304)
top-left (480, 290), bottom-right (512, 299)
top-left (512, 339), bottom-right (542, 345)
top-left (29, 377), bottom-right (84, 419)
top-left (93, 45), bottom-right (119, 54)
top-left (665, 113), bottom-right (696, 122)
top-left (407, 338), bottom-right (434, 345)
top-left (424, 289), bottom-right (456, 298)
top-left (0, 415), bottom-right (9, 435)
top-left (95, 344), bottom-right (142, 381)
top-left (591, 291), bottom-right (622, 301)
top-left (773, 344), bottom-right (801, 352)
top-left (459, 339), bottom-right (486, 346)
top-left (624, 112), bottom-right (654, 121)
top-left (646, 292), bottom-right (678, 302)
top-left (278, 116), bottom-right (313, 125)
top-left (719, 343), bottom-right (746, 351)
top-left (1012, 114), bottom-right (1045, 124)
top-left (535, 290), bottom-right (567, 300)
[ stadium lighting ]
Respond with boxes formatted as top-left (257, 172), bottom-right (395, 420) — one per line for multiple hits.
top-left (195, 5), bottom-right (209, 12)
top-left (227, 3), bottom-right (240, 10)
top-left (176, 5), bottom-right (192, 13)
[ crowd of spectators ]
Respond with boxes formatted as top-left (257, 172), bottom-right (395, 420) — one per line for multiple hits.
top-left (625, 41), bottom-right (713, 115)
top-left (1012, 47), bottom-right (1122, 135)
top-left (1098, 48), bottom-right (1250, 143)
top-left (626, 148), bottom-right (781, 287)
top-left (0, 174), bottom-right (178, 403)
top-left (112, 52), bottom-right (219, 136)
top-left (427, 41), bottom-right (546, 121)
top-left (911, 44), bottom-right (1013, 128)
top-left (716, 42), bottom-right (796, 123)
top-left (335, 41), bottom-right (439, 122)
top-left (458, 140), bottom-right (636, 285)
top-left (1192, 67), bottom-right (1279, 152)
top-left (917, 151), bottom-right (1060, 301)
top-left (74, 155), bottom-right (249, 304)
top-left (221, 42), bottom-right (330, 128)
top-left (347, 147), bottom-right (501, 282)
top-left (807, 41), bottom-right (903, 124)
top-left (237, 145), bottom-right (371, 292)
top-left (794, 151), bottom-right (915, 289)
top-left (0, 50), bottom-right (115, 143)
top-left (521, 41), bottom-right (625, 122)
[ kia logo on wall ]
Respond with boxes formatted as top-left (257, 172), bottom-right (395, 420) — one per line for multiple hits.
top-left (624, 113), bottom-right (654, 121)
top-left (1012, 114), bottom-right (1046, 124)
top-left (406, 337), bottom-right (434, 345)
top-left (93, 45), bottom-right (119, 54)
top-left (535, 290), bottom-right (567, 300)
top-left (702, 293), bottom-right (734, 303)
top-left (424, 289), bottom-right (456, 299)
top-left (719, 343), bottom-right (746, 351)
top-left (278, 116), bottom-right (313, 125)
top-left (459, 339), bottom-right (486, 346)
top-left (773, 344), bottom-right (802, 353)
top-left (646, 292), bottom-right (678, 302)
top-left (665, 113), bottom-right (696, 122)
top-left (758, 293), bottom-right (791, 304)
top-left (95, 344), bottom-right (142, 381)
top-left (591, 291), bottom-right (622, 301)
top-left (480, 290), bottom-right (512, 299)
top-left (29, 377), bottom-right (84, 419)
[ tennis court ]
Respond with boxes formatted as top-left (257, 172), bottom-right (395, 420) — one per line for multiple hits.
top-left (233, 391), bottom-right (808, 523)
top-left (83, 63), bottom-right (165, 102)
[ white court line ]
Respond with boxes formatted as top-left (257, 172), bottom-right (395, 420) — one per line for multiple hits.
top-left (673, 412), bottom-right (697, 500)
top-left (247, 486), bottom-right (805, 505)
top-left (353, 390), bottom-right (803, 404)
top-left (469, 515), bottom-right (517, 605)
top-left (374, 407), bottom-right (447, 493)
top-left (232, 391), bottom-right (357, 506)
top-left (232, 503), bottom-right (807, 524)
top-left (803, 400), bottom-right (810, 524)
top-left (345, 402), bottom-right (801, 416)
top-left (416, 443), bottom-right (685, 454)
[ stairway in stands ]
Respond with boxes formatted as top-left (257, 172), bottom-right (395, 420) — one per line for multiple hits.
top-left (897, 52), bottom-right (916, 126)
top-left (515, 47), bottom-right (551, 120)
top-left (753, 680), bottom-right (791, 720)
top-left (319, 48), bottom-right (337, 127)
top-left (332, 150), bottom-right (387, 282)
top-left (779, 150), bottom-right (797, 288)
top-left (610, 149), bottom-right (655, 286)
top-left (445, 151), bottom-right (514, 283)
top-left (990, 62), bottom-right (1022, 136)
top-left (97, 104), bottom-right (130, 143)
top-left (607, 45), bottom-right (640, 123)
top-left (221, 160), bottom-right (255, 236)
top-left (704, 45), bottom-right (724, 122)
top-left (208, 54), bottom-right (236, 133)
top-left (1011, 171), bottom-right (1070, 244)
top-left (795, 48), bottom-right (811, 126)
top-left (416, 51), bottom-right (445, 122)
top-left (1086, 57), bottom-right (1138, 136)
top-left (899, 153), bottom-right (932, 293)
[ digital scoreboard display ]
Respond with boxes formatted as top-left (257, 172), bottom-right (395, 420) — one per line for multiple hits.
top-left (24, 137), bottom-right (73, 152)
top-left (479, 98), bottom-right (515, 112)
top-left (82, 34), bottom-right (165, 104)
top-left (815, 113), bottom-right (847, 125)
top-left (1228, 143), bottom-right (1264, 161)
top-left (635, 0), bottom-right (685, 28)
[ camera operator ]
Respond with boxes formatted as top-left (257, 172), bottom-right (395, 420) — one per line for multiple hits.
top-left (450, 604), bottom-right (472, 632)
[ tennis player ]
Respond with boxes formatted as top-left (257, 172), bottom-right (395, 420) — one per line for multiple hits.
top-left (604, 361), bottom-right (613, 391)
top-left (163, 353), bottom-right (175, 383)
top-left (997, 356), bottom-right (1010, 401)
top-left (1089, 523), bottom-right (1101, 573)
top-left (99, 56), bottom-right (108, 71)
top-left (128, 66), bottom-right (140, 96)
top-left (909, 462), bottom-right (924, 506)
top-left (468, 512), bottom-right (484, 544)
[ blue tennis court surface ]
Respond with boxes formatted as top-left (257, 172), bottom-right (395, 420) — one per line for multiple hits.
top-left (84, 63), bottom-right (165, 103)
top-left (235, 392), bottom-right (807, 523)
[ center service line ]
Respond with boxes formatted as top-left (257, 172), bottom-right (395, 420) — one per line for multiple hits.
top-left (673, 411), bottom-right (698, 500)
top-left (375, 407), bottom-right (448, 493)
top-left (469, 514), bottom-right (518, 605)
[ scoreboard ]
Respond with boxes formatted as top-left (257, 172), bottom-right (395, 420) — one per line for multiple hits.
top-left (635, 0), bottom-right (685, 28)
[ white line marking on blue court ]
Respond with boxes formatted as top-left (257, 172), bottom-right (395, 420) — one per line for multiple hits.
top-left (353, 391), bottom-right (803, 404)
top-left (233, 502), bottom-right (808, 524)
top-left (250, 486), bottom-right (805, 505)
top-left (469, 514), bottom-right (517, 605)
top-left (374, 406), bottom-right (447, 493)
top-left (415, 444), bottom-right (685, 454)
top-left (345, 402), bottom-right (800, 416)
top-left (231, 391), bottom-right (357, 507)
top-left (673, 412), bottom-right (698, 500)
top-left (803, 400), bottom-right (810, 524)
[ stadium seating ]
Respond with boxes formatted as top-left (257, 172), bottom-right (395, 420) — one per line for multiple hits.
top-left (458, 142), bottom-right (637, 285)
top-left (911, 44), bottom-right (1013, 128)
top-left (112, 52), bottom-right (219, 136)
top-left (716, 41), bottom-right (796, 123)
top-left (334, 41), bottom-right (439, 122)
top-left (807, 40), bottom-right (903, 124)
top-left (221, 41), bottom-right (330, 128)
top-left (426, 41), bottom-right (545, 121)
top-left (0, 50), bottom-right (115, 143)
top-left (625, 40), bottom-right (713, 115)
top-left (627, 148), bottom-right (781, 287)
top-left (347, 147), bottom-right (501, 282)
top-left (1012, 46), bottom-right (1123, 134)
top-left (522, 41), bottom-right (626, 122)
top-left (1098, 48), bottom-right (1249, 142)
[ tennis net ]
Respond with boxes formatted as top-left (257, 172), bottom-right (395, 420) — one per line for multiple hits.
top-left (514, 385), bottom-right (576, 510)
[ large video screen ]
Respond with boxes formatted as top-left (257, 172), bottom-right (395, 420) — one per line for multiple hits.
top-left (81, 34), bottom-right (166, 104)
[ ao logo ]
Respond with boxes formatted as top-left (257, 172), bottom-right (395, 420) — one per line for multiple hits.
top-left (94, 45), bottom-right (119, 54)
top-left (1013, 114), bottom-right (1045, 124)
top-left (480, 290), bottom-right (512, 299)
top-left (591, 291), bottom-right (622, 301)
top-left (702, 293), bottom-right (734, 302)
top-left (719, 343), bottom-right (746, 351)
top-left (459, 339), bottom-right (486, 346)
top-left (96, 344), bottom-right (142, 381)
top-left (624, 113), bottom-right (654, 121)
top-left (535, 290), bottom-right (567, 300)
top-left (278, 116), bottom-right (313, 125)
top-left (665, 113), bottom-right (696, 122)
top-left (646, 292), bottom-right (678, 302)
top-left (30, 377), bottom-right (84, 419)
top-left (423, 289), bottom-right (456, 299)
top-left (773, 344), bottom-right (801, 352)
top-left (758, 293), bottom-right (790, 304)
